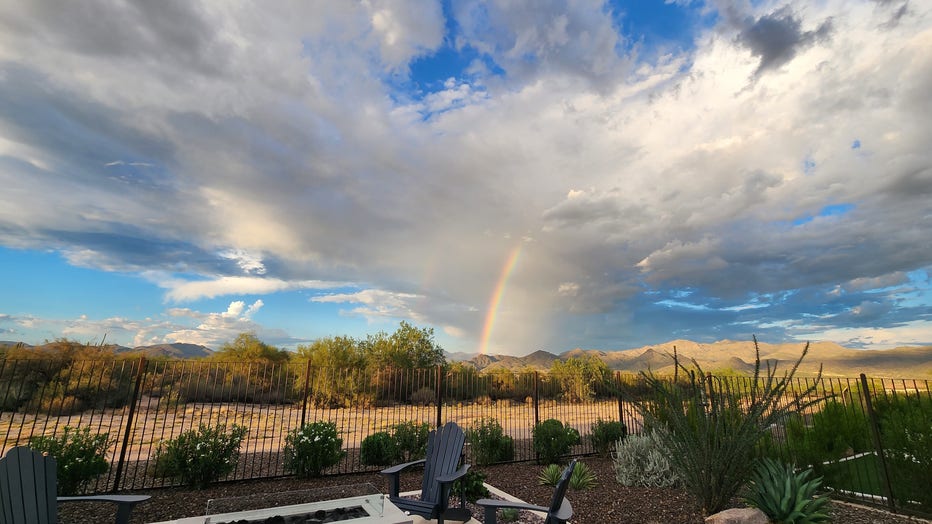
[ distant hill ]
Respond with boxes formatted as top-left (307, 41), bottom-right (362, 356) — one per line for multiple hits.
top-left (464, 340), bottom-right (931, 378)
top-left (1, 341), bottom-right (213, 359)
top-left (122, 343), bottom-right (213, 359)
top-left (463, 350), bottom-right (560, 371)
top-left (444, 351), bottom-right (477, 362)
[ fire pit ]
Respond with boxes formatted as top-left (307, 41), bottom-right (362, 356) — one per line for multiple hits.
top-left (208, 503), bottom-right (368, 524)
top-left (147, 484), bottom-right (412, 524)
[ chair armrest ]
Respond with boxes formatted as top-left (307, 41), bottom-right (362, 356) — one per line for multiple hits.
top-left (436, 463), bottom-right (470, 484)
top-left (381, 459), bottom-right (427, 497)
top-left (58, 495), bottom-right (150, 504)
top-left (380, 458), bottom-right (426, 476)
top-left (476, 498), bottom-right (547, 513)
top-left (58, 495), bottom-right (150, 524)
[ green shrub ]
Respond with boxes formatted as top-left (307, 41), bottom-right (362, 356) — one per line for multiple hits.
top-left (283, 421), bottom-right (346, 478)
top-left (35, 394), bottom-right (86, 416)
top-left (569, 461), bottom-right (597, 490)
top-left (612, 432), bottom-right (681, 488)
top-left (634, 339), bottom-right (823, 515)
top-left (590, 418), bottom-right (627, 456)
top-left (532, 419), bottom-right (578, 465)
top-left (549, 356), bottom-right (612, 402)
top-left (360, 422), bottom-right (430, 467)
top-left (360, 431), bottom-right (397, 466)
top-left (499, 508), bottom-right (520, 522)
top-left (743, 458), bottom-right (830, 523)
top-left (152, 423), bottom-right (247, 489)
top-left (467, 418), bottom-right (515, 466)
top-left (392, 421), bottom-right (430, 462)
top-left (409, 387), bottom-right (435, 406)
top-left (453, 469), bottom-right (489, 503)
top-left (784, 400), bottom-right (870, 476)
top-left (875, 394), bottom-right (932, 509)
top-left (28, 426), bottom-right (110, 495)
top-left (567, 426), bottom-right (581, 445)
top-left (537, 463), bottom-right (562, 486)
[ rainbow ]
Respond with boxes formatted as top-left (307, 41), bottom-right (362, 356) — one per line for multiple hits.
top-left (478, 245), bottom-right (522, 355)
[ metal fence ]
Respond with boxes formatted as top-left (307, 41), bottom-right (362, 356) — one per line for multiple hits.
top-left (1, 357), bottom-right (929, 516)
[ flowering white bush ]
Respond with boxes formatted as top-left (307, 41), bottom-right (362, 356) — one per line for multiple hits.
top-left (29, 425), bottom-right (110, 495)
top-left (152, 423), bottom-right (247, 489)
top-left (284, 421), bottom-right (345, 478)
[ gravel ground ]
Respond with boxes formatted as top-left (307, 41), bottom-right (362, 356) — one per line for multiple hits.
top-left (59, 456), bottom-right (930, 524)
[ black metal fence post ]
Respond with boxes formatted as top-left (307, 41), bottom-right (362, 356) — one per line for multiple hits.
top-left (533, 371), bottom-right (540, 428)
top-left (615, 372), bottom-right (624, 424)
top-left (300, 359), bottom-right (312, 427)
top-left (435, 365), bottom-right (443, 428)
top-left (112, 357), bottom-right (146, 493)
top-left (860, 373), bottom-right (897, 512)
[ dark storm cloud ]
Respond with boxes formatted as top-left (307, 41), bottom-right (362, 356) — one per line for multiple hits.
top-left (541, 189), bottom-right (631, 228)
top-left (35, 227), bottom-right (242, 274)
top-left (0, 0), bottom-right (226, 75)
top-left (0, 66), bottom-right (177, 185)
top-left (736, 6), bottom-right (833, 76)
top-left (613, 278), bottom-right (931, 349)
top-left (881, 166), bottom-right (932, 199)
top-left (876, 1), bottom-right (911, 29)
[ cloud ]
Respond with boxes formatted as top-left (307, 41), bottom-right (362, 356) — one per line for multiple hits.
top-left (312, 289), bottom-right (425, 322)
top-left (793, 320), bottom-right (932, 349)
top-left (542, 188), bottom-right (630, 229)
top-left (735, 6), bottom-right (833, 77)
top-left (1, 1), bottom-right (931, 353)
top-left (157, 275), bottom-right (345, 302)
top-left (366, 0), bottom-right (446, 70)
top-left (451, 0), bottom-right (633, 90)
top-left (159, 300), bottom-right (276, 347)
top-left (0, 299), bottom-right (281, 348)
top-left (219, 249), bottom-right (267, 275)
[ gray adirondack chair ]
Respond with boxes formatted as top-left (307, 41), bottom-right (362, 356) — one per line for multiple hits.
top-left (0, 446), bottom-right (150, 524)
top-left (381, 421), bottom-right (470, 524)
top-left (477, 459), bottom-right (576, 524)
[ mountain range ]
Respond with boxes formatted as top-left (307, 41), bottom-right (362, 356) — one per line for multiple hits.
top-left (3, 339), bottom-right (929, 378)
top-left (0, 341), bottom-right (214, 359)
top-left (453, 340), bottom-right (932, 379)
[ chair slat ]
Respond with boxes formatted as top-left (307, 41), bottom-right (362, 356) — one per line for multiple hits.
top-left (548, 459), bottom-right (576, 515)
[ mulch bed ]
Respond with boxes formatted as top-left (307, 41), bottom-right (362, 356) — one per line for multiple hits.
top-left (59, 456), bottom-right (930, 524)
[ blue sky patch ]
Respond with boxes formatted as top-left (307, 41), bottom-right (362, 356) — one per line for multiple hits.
top-left (611, 0), bottom-right (710, 56)
top-left (793, 203), bottom-right (856, 226)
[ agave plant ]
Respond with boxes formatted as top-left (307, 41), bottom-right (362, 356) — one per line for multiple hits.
top-left (569, 461), bottom-right (598, 490)
top-left (743, 458), bottom-right (830, 524)
top-left (537, 463), bottom-right (563, 486)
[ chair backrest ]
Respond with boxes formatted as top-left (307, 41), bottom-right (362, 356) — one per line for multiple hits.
top-left (545, 459), bottom-right (577, 519)
top-left (0, 447), bottom-right (58, 524)
top-left (419, 422), bottom-right (466, 503)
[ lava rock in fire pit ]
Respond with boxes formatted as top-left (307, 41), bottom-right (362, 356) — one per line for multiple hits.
top-left (216, 505), bottom-right (368, 524)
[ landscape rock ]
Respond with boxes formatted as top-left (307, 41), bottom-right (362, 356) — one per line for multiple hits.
top-left (705, 507), bottom-right (769, 524)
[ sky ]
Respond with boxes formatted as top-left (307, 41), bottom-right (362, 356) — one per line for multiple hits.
top-left (1, 0), bottom-right (931, 356)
